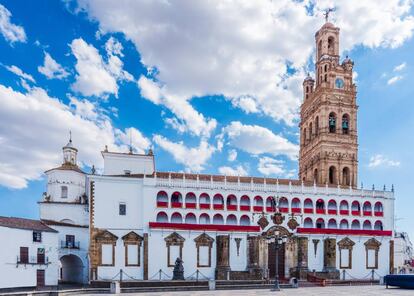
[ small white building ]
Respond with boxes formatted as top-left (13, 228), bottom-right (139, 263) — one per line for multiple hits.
top-left (394, 232), bottom-right (414, 274)
top-left (0, 217), bottom-right (59, 290)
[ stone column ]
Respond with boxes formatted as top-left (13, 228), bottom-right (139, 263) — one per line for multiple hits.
top-left (295, 237), bottom-right (309, 279)
top-left (143, 233), bottom-right (148, 280)
top-left (389, 240), bottom-right (395, 274)
top-left (215, 235), bottom-right (230, 280)
top-left (323, 238), bottom-right (339, 277)
top-left (247, 236), bottom-right (263, 279)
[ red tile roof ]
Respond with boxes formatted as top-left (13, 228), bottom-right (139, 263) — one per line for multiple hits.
top-left (41, 219), bottom-right (88, 228)
top-left (0, 216), bottom-right (57, 232)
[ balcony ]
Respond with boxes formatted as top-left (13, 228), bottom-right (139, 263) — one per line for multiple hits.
top-left (60, 240), bottom-right (80, 249)
top-left (17, 256), bottom-right (49, 265)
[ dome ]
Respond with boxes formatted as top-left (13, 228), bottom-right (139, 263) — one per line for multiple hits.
top-left (304, 74), bottom-right (314, 82)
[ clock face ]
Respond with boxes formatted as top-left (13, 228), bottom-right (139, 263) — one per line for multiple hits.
top-left (335, 78), bottom-right (344, 89)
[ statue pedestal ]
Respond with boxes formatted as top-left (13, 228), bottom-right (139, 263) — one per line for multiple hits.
top-left (172, 270), bottom-right (184, 280)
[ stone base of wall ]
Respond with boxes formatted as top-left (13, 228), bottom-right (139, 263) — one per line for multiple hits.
top-left (229, 269), bottom-right (263, 280)
top-left (315, 270), bottom-right (340, 280)
top-left (290, 267), bottom-right (309, 280)
top-left (215, 267), bottom-right (231, 280)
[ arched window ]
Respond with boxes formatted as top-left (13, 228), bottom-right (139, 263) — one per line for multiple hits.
top-left (171, 212), bottom-right (182, 223)
top-left (342, 167), bottom-right (350, 186)
top-left (374, 221), bottom-right (383, 231)
top-left (329, 112), bottom-right (336, 133)
top-left (304, 198), bottom-right (313, 213)
top-left (156, 212), bottom-right (168, 222)
top-left (240, 195), bottom-right (250, 211)
top-left (351, 201), bottom-right (361, 215)
top-left (324, 64), bottom-right (328, 72)
top-left (363, 202), bottom-right (372, 216)
top-left (185, 192), bottom-right (196, 209)
top-left (279, 197), bottom-right (289, 213)
top-left (156, 191), bottom-right (168, 207)
top-left (363, 220), bottom-right (372, 230)
top-left (185, 213), bottom-right (196, 224)
top-left (342, 114), bottom-right (349, 134)
top-left (226, 194), bottom-right (237, 211)
top-left (266, 196), bottom-right (275, 212)
top-left (316, 218), bottom-right (325, 229)
top-left (313, 169), bottom-right (318, 183)
top-left (340, 219), bottom-right (349, 229)
top-left (213, 194), bottom-right (224, 210)
top-left (61, 186), bottom-right (68, 198)
top-left (328, 200), bottom-right (337, 214)
top-left (199, 213), bottom-right (210, 224)
top-left (213, 214), bottom-right (224, 225)
top-left (199, 193), bottom-right (210, 209)
top-left (240, 215), bottom-right (250, 226)
top-left (253, 196), bottom-right (263, 212)
top-left (324, 74), bottom-right (327, 82)
top-left (374, 202), bottom-right (384, 216)
top-left (328, 219), bottom-right (337, 229)
top-left (304, 218), bottom-right (313, 228)
top-left (328, 37), bottom-right (335, 53)
top-left (318, 40), bottom-right (322, 56)
top-left (171, 192), bottom-right (182, 208)
top-left (340, 200), bottom-right (349, 214)
top-left (291, 198), bottom-right (301, 213)
top-left (316, 199), bottom-right (325, 213)
top-left (315, 116), bottom-right (319, 135)
top-left (304, 128), bottom-right (307, 142)
top-left (309, 122), bottom-right (313, 140)
top-left (351, 220), bottom-right (360, 229)
top-left (226, 214), bottom-right (237, 225)
top-left (329, 166), bottom-right (337, 184)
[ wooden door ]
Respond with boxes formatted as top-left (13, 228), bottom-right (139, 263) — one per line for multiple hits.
top-left (36, 269), bottom-right (45, 287)
top-left (267, 242), bottom-right (285, 279)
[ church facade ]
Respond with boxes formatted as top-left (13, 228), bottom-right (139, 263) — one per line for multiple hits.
top-left (37, 22), bottom-right (395, 284)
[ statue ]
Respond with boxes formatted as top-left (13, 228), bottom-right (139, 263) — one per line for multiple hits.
top-left (172, 257), bottom-right (184, 280)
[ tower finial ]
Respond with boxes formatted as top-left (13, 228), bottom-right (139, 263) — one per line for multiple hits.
top-left (324, 8), bottom-right (334, 23)
top-left (129, 129), bottom-right (133, 154)
top-left (69, 130), bottom-right (72, 143)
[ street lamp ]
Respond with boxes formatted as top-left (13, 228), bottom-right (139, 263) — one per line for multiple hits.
top-left (266, 231), bottom-right (288, 291)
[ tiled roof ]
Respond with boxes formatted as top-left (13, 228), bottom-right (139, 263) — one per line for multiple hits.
top-left (42, 219), bottom-right (88, 228)
top-left (44, 163), bottom-right (84, 174)
top-left (0, 216), bottom-right (58, 233)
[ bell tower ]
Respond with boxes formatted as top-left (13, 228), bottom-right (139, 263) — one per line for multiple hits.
top-left (299, 21), bottom-right (358, 187)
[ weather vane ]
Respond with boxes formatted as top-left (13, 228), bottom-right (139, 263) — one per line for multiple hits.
top-left (324, 8), bottom-right (334, 23)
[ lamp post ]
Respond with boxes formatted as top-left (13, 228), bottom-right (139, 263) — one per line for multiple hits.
top-left (266, 231), bottom-right (288, 291)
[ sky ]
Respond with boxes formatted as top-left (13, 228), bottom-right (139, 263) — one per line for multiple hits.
top-left (0, 0), bottom-right (413, 239)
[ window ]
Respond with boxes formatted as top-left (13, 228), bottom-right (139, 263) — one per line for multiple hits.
top-left (19, 247), bottom-right (28, 263)
top-left (33, 231), bottom-right (42, 242)
top-left (329, 166), bottom-right (337, 184)
top-left (66, 235), bottom-right (75, 248)
top-left (101, 244), bottom-right (114, 265)
top-left (37, 248), bottom-right (45, 264)
top-left (126, 244), bottom-right (139, 266)
top-left (329, 112), bottom-right (336, 133)
top-left (342, 167), bottom-right (350, 186)
top-left (119, 203), bottom-right (126, 216)
top-left (61, 186), bottom-right (68, 198)
top-left (342, 114), bottom-right (349, 134)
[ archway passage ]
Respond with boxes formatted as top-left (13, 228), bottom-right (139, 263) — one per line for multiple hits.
top-left (60, 254), bottom-right (84, 284)
top-left (268, 242), bottom-right (285, 280)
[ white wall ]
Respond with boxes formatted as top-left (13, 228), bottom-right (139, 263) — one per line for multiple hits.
top-left (0, 226), bottom-right (59, 289)
top-left (46, 170), bottom-right (85, 203)
top-left (40, 203), bottom-right (89, 226)
top-left (102, 152), bottom-right (154, 176)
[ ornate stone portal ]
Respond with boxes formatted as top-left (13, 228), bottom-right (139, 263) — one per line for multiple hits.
top-left (215, 235), bottom-right (230, 280)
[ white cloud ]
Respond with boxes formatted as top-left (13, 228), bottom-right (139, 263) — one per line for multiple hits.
top-left (222, 121), bottom-right (298, 160)
top-left (218, 165), bottom-right (248, 176)
top-left (68, 95), bottom-right (98, 121)
top-left (257, 156), bottom-right (296, 178)
top-left (78, 0), bottom-right (414, 128)
top-left (38, 52), bottom-right (69, 80)
top-left (153, 135), bottom-right (215, 172)
top-left (116, 127), bottom-right (151, 154)
top-left (0, 4), bottom-right (26, 44)
top-left (228, 149), bottom-right (237, 162)
top-left (0, 83), bottom-right (150, 189)
top-left (5, 65), bottom-right (35, 83)
top-left (394, 62), bottom-right (407, 72)
top-left (70, 37), bottom-right (133, 98)
top-left (387, 75), bottom-right (403, 85)
top-left (368, 154), bottom-right (400, 168)
top-left (138, 76), bottom-right (217, 137)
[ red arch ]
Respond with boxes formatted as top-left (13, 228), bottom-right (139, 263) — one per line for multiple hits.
top-left (304, 198), bottom-right (314, 214)
top-left (253, 196), bottom-right (264, 212)
top-left (291, 198), bottom-right (301, 213)
top-left (213, 194), bottom-right (224, 210)
top-left (240, 215), bottom-right (250, 226)
top-left (156, 211), bottom-right (168, 222)
top-left (156, 191), bottom-right (168, 207)
top-left (279, 197), bottom-right (289, 213)
top-left (199, 213), bottom-right (210, 224)
top-left (266, 196), bottom-right (275, 213)
top-left (185, 192), bottom-right (196, 209)
top-left (213, 213), bottom-right (224, 225)
top-left (226, 214), bottom-right (237, 225)
top-left (240, 195), bottom-right (251, 211)
top-left (185, 212), bottom-right (196, 224)
top-left (199, 193), bottom-right (211, 209)
top-left (374, 202), bottom-right (384, 217)
top-left (226, 194), bottom-right (237, 211)
top-left (171, 191), bottom-right (183, 208)
top-left (351, 201), bottom-right (361, 215)
top-left (363, 201), bottom-right (372, 216)
top-left (327, 199), bottom-right (337, 214)
top-left (171, 212), bottom-right (182, 223)
top-left (339, 200), bottom-right (349, 215)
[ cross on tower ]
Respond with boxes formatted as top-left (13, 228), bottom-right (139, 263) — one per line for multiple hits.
top-left (324, 8), bottom-right (334, 23)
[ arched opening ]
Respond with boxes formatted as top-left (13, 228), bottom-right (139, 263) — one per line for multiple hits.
top-left (351, 220), bottom-right (360, 229)
top-left (185, 213), bottom-right (196, 224)
top-left (328, 219), bottom-right (337, 229)
top-left (363, 201), bottom-right (372, 216)
top-left (213, 214), bottom-right (224, 225)
top-left (363, 220), bottom-right (372, 230)
top-left (253, 196), bottom-right (264, 212)
top-left (316, 218), bottom-right (325, 229)
top-left (226, 214), bottom-right (237, 225)
top-left (328, 199), bottom-right (337, 214)
top-left (340, 219), bottom-right (349, 229)
top-left (304, 128), bottom-right (307, 143)
top-left (324, 74), bottom-right (327, 82)
top-left (266, 196), bottom-right (275, 212)
top-left (213, 194), bottom-right (224, 210)
top-left (342, 114), bottom-right (349, 134)
top-left (324, 64), bottom-right (328, 72)
top-left (342, 167), bottom-right (350, 186)
top-left (351, 201), bottom-right (361, 215)
top-left (240, 215), bottom-right (250, 226)
top-left (199, 213), bottom-right (210, 224)
top-left (328, 37), bottom-right (335, 54)
top-left (291, 198), bottom-right (301, 213)
top-left (329, 112), bottom-right (336, 133)
top-left (226, 194), bottom-right (237, 211)
top-left (374, 202), bottom-right (384, 216)
top-left (60, 254), bottom-right (84, 284)
top-left (315, 116), bottom-right (319, 135)
top-left (340, 200), bottom-right (349, 215)
top-left (199, 193), bottom-right (210, 209)
top-left (318, 40), bottom-right (322, 57)
top-left (279, 197), bottom-right (289, 212)
top-left (185, 192), bottom-right (196, 209)
top-left (240, 195), bottom-right (251, 211)
top-left (316, 199), bottom-right (325, 214)
top-left (156, 191), bottom-right (168, 207)
top-left (313, 169), bottom-right (318, 183)
top-left (309, 122), bottom-right (313, 140)
top-left (156, 212), bottom-right (168, 222)
top-left (374, 221), bottom-right (383, 231)
top-left (171, 212), bottom-right (182, 223)
top-left (171, 192), bottom-right (182, 208)
top-left (304, 198), bottom-right (313, 213)
top-left (303, 218), bottom-right (313, 228)
top-left (329, 166), bottom-right (337, 185)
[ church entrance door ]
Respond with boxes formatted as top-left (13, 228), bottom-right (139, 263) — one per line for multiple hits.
top-left (268, 242), bottom-right (285, 280)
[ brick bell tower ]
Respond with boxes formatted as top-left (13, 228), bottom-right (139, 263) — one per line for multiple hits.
top-left (299, 21), bottom-right (358, 187)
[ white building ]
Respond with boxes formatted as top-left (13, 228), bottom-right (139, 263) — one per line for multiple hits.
top-left (0, 217), bottom-right (59, 289)
top-left (394, 232), bottom-right (413, 274)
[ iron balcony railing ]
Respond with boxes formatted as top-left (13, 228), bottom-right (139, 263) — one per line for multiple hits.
top-left (60, 240), bottom-right (80, 249)
top-left (17, 255), bottom-right (49, 265)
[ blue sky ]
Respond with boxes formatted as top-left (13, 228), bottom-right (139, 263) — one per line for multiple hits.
top-left (0, 0), bottom-right (413, 238)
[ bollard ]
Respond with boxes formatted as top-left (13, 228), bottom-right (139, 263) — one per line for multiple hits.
top-left (209, 279), bottom-right (216, 290)
top-left (110, 281), bottom-right (121, 294)
top-left (342, 269), bottom-right (346, 280)
top-left (159, 269), bottom-right (162, 281)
